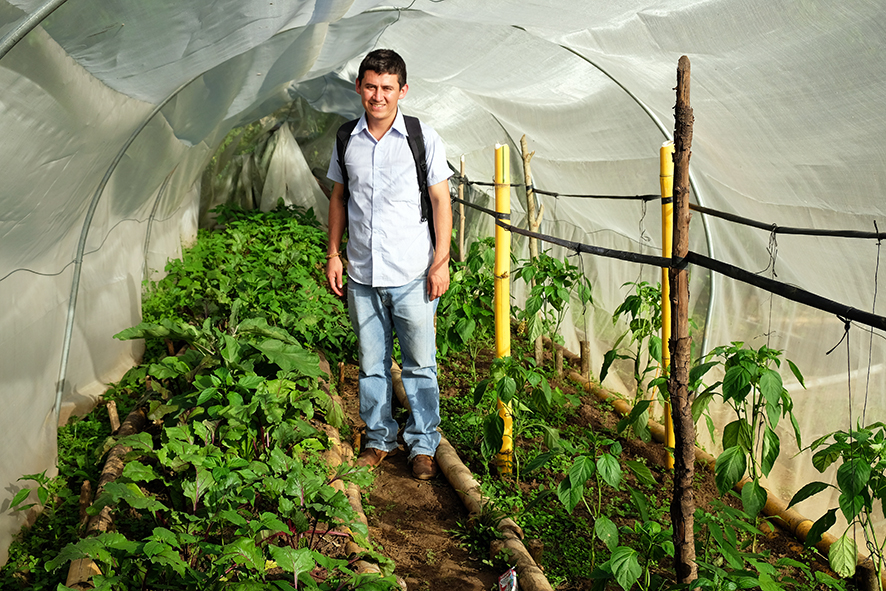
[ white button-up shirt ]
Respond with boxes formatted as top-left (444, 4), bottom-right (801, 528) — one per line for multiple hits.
top-left (327, 110), bottom-right (452, 287)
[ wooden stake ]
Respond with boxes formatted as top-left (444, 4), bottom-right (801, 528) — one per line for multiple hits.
top-left (459, 155), bottom-right (466, 262)
top-left (668, 55), bottom-right (698, 583)
top-left (521, 135), bottom-right (546, 366)
top-left (106, 400), bottom-right (120, 433)
top-left (580, 340), bottom-right (590, 380)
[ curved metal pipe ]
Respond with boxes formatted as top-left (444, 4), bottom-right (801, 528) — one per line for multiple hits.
top-left (54, 76), bottom-right (198, 426)
top-left (0, 0), bottom-right (69, 62)
top-left (142, 167), bottom-right (177, 284)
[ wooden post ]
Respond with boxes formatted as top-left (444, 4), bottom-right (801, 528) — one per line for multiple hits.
top-left (669, 55), bottom-right (697, 583)
top-left (580, 340), bottom-right (590, 380)
top-left (459, 155), bottom-right (466, 262)
top-left (521, 135), bottom-right (546, 366)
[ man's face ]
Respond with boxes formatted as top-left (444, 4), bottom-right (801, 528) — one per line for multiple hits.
top-left (356, 70), bottom-right (407, 124)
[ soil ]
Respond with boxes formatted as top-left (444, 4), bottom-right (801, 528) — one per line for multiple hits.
top-left (334, 351), bottom-right (844, 591)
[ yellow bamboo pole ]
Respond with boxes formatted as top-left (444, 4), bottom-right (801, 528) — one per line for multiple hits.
top-left (660, 141), bottom-right (676, 470)
top-left (494, 144), bottom-right (513, 475)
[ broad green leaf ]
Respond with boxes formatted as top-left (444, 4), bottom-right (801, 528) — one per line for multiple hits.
top-left (629, 488), bottom-right (650, 523)
top-left (454, 317), bottom-right (476, 344)
top-left (714, 446), bottom-right (747, 495)
top-left (481, 414), bottom-right (505, 460)
top-left (761, 427), bottom-right (780, 477)
top-left (594, 515), bottom-right (619, 551)
top-left (836, 458), bottom-right (871, 499)
top-left (805, 508), bottom-right (837, 548)
top-left (524, 451), bottom-right (556, 474)
top-left (722, 365), bottom-right (750, 402)
top-left (557, 477), bottom-right (585, 513)
top-left (689, 361), bottom-right (718, 387)
top-left (224, 537), bottom-right (265, 573)
top-left (787, 359), bottom-right (805, 388)
top-left (759, 369), bottom-right (783, 408)
top-left (252, 339), bottom-right (321, 377)
top-left (610, 546), bottom-right (642, 591)
top-left (740, 479), bottom-right (767, 517)
top-left (10, 488), bottom-right (30, 509)
top-left (496, 376), bottom-right (517, 403)
top-left (268, 545), bottom-right (314, 576)
top-left (121, 461), bottom-right (160, 484)
top-left (828, 534), bottom-right (857, 578)
top-left (527, 314), bottom-right (543, 343)
top-left (616, 400), bottom-right (651, 436)
top-left (648, 336), bottom-right (662, 364)
top-left (472, 379), bottom-right (490, 404)
top-left (600, 349), bottom-right (620, 383)
top-left (691, 390), bottom-right (716, 423)
top-left (757, 572), bottom-right (781, 591)
top-left (723, 419), bottom-right (752, 452)
top-left (838, 490), bottom-right (867, 523)
top-left (812, 444), bottom-right (843, 473)
top-left (569, 455), bottom-right (596, 485)
top-left (787, 481), bottom-right (830, 509)
top-left (597, 453), bottom-right (622, 490)
top-left (625, 460), bottom-right (657, 487)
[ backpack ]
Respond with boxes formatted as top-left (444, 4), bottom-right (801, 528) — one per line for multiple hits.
top-left (335, 115), bottom-right (435, 248)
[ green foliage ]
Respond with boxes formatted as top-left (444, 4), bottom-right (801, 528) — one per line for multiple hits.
top-left (600, 281), bottom-right (664, 442)
top-left (472, 355), bottom-right (568, 478)
top-left (7, 206), bottom-right (398, 590)
top-left (690, 342), bottom-right (804, 517)
top-left (143, 203), bottom-right (355, 363)
top-left (436, 237), bottom-right (498, 360)
top-left (513, 250), bottom-right (593, 346)
top-left (788, 421), bottom-right (886, 580)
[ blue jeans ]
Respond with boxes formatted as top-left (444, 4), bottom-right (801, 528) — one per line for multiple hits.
top-left (348, 276), bottom-right (441, 459)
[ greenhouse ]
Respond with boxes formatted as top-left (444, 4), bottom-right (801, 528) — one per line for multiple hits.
top-left (2, 0), bottom-right (885, 589)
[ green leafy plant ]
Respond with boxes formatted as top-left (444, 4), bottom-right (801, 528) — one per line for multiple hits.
top-left (691, 342), bottom-right (804, 517)
top-left (554, 431), bottom-right (658, 571)
top-left (513, 250), bottom-right (593, 346)
top-left (600, 281), bottom-right (664, 442)
top-left (789, 421), bottom-right (886, 582)
top-left (472, 355), bottom-right (566, 479)
top-left (436, 237), bottom-right (499, 363)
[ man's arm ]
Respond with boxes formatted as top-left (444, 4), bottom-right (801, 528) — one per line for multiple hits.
top-left (426, 179), bottom-right (452, 300)
top-left (326, 182), bottom-right (347, 297)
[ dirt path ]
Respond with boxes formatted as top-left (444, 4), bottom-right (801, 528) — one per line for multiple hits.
top-left (336, 363), bottom-right (502, 591)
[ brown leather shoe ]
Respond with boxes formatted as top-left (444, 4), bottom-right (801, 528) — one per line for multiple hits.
top-left (411, 454), bottom-right (438, 480)
top-left (356, 447), bottom-right (388, 469)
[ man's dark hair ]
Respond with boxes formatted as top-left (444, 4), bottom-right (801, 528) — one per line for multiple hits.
top-left (357, 49), bottom-right (407, 88)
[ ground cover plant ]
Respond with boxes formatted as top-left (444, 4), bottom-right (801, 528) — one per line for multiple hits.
top-left (0, 210), bottom-right (862, 591)
top-left (3, 204), bottom-right (396, 590)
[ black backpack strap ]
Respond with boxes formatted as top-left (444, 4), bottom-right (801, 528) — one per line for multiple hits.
top-left (403, 115), bottom-right (436, 248)
top-left (334, 118), bottom-right (359, 201)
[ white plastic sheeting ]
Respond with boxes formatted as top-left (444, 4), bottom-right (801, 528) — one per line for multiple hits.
top-left (1, 0), bottom-right (885, 563)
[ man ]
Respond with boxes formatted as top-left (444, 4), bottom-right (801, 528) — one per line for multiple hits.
top-left (325, 49), bottom-right (452, 480)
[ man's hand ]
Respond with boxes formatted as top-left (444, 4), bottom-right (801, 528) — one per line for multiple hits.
top-left (427, 256), bottom-right (450, 300)
top-left (327, 255), bottom-right (344, 297)
top-left (427, 178), bottom-right (453, 300)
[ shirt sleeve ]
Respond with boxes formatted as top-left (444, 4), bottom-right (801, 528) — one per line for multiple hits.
top-left (421, 123), bottom-right (453, 187)
top-left (326, 142), bottom-right (344, 184)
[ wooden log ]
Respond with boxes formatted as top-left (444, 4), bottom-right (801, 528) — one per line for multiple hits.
top-left (668, 55), bottom-right (698, 584)
top-left (106, 400), bottom-right (120, 433)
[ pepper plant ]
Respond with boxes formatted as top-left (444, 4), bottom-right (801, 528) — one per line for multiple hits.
top-left (789, 421), bottom-right (886, 582)
top-left (599, 281), bottom-right (664, 442)
top-left (690, 342), bottom-right (805, 517)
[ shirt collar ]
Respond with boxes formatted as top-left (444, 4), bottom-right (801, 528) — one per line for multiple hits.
top-left (353, 109), bottom-right (408, 139)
